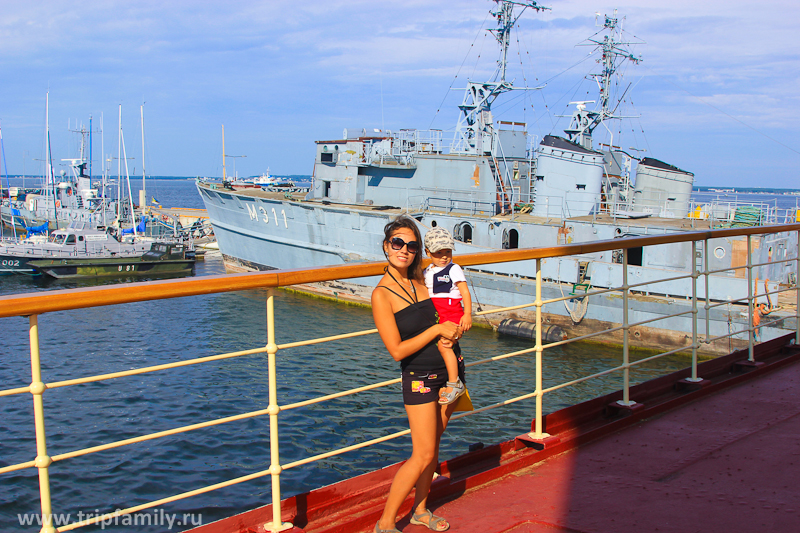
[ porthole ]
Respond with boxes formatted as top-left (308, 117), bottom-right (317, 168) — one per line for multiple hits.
top-left (431, 220), bottom-right (437, 228)
top-left (714, 246), bottom-right (725, 259)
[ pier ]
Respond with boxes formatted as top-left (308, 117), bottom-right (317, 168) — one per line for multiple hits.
top-left (1, 224), bottom-right (798, 533)
top-left (191, 334), bottom-right (800, 533)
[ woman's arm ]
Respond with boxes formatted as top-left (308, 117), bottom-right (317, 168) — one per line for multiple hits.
top-left (372, 288), bottom-right (458, 362)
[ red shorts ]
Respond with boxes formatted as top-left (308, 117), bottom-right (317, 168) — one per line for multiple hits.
top-left (431, 298), bottom-right (464, 324)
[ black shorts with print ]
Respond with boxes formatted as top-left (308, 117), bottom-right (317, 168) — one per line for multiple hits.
top-left (401, 354), bottom-right (466, 405)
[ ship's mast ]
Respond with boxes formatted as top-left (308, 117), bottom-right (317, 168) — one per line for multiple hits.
top-left (452, 0), bottom-right (548, 154)
top-left (563, 10), bottom-right (641, 149)
top-left (65, 120), bottom-right (91, 182)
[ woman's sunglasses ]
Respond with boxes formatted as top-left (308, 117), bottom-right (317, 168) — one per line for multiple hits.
top-left (389, 237), bottom-right (419, 254)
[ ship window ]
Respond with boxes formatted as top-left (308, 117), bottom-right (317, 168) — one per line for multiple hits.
top-left (65, 235), bottom-right (76, 244)
top-left (323, 181), bottom-right (331, 197)
top-left (502, 228), bottom-right (519, 249)
top-left (321, 153), bottom-right (334, 163)
top-left (78, 236), bottom-right (84, 242)
top-left (576, 184), bottom-right (586, 190)
top-left (431, 220), bottom-right (437, 227)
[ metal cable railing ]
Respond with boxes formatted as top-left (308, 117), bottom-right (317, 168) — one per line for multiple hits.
top-left (1, 225), bottom-right (799, 532)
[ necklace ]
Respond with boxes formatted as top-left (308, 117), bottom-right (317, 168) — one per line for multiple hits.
top-left (386, 268), bottom-right (418, 304)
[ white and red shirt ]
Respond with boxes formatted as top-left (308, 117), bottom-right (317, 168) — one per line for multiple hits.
top-left (423, 262), bottom-right (467, 300)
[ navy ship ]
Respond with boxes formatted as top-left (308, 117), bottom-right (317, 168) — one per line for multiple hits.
top-left (197, 2), bottom-right (796, 353)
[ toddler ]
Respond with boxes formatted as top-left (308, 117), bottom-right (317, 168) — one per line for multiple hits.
top-left (423, 227), bottom-right (472, 404)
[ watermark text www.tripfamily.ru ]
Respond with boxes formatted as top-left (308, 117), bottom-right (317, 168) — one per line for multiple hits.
top-left (18, 509), bottom-right (203, 529)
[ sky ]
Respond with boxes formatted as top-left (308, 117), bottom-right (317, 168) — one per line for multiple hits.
top-left (0, 0), bottom-right (798, 188)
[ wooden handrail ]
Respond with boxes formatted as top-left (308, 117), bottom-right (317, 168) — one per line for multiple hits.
top-left (1, 224), bottom-right (798, 318)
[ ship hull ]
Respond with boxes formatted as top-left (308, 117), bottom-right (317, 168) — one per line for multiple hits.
top-left (29, 258), bottom-right (195, 279)
top-left (197, 182), bottom-right (797, 355)
top-left (0, 254), bottom-right (37, 275)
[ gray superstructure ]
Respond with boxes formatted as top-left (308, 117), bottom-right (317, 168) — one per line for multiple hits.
top-left (197, 2), bottom-right (797, 353)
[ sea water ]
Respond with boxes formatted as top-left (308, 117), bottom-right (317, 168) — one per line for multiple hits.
top-left (0, 178), bottom-right (777, 531)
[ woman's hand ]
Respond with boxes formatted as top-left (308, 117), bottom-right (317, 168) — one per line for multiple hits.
top-left (438, 321), bottom-right (460, 342)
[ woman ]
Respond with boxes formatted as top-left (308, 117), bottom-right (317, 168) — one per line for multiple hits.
top-left (372, 216), bottom-right (465, 533)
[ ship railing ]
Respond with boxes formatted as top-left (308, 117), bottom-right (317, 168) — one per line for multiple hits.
top-left (594, 190), bottom-right (798, 228)
top-left (448, 136), bottom-right (469, 154)
top-left (1, 225), bottom-right (799, 532)
top-left (402, 186), bottom-right (503, 216)
top-left (424, 196), bottom-right (495, 216)
top-left (394, 129), bottom-right (443, 155)
top-left (518, 193), bottom-right (565, 218)
top-left (688, 194), bottom-right (799, 226)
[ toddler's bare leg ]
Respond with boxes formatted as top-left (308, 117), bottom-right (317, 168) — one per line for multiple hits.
top-left (437, 341), bottom-right (459, 397)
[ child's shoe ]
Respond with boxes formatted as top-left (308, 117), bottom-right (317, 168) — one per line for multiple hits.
top-left (438, 379), bottom-right (466, 405)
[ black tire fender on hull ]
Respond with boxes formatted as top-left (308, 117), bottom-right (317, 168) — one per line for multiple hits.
top-left (497, 318), bottom-right (567, 343)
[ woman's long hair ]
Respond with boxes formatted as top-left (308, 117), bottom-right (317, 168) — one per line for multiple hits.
top-left (382, 215), bottom-right (424, 281)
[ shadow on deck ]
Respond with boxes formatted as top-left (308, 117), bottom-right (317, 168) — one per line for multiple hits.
top-left (190, 334), bottom-right (800, 533)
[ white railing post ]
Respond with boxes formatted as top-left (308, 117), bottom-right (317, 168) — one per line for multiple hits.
top-left (704, 238), bottom-right (711, 342)
top-left (747, 235), bottom-right (755, 361)
top-left (617, 248), bottom-right (635, 406)
top-left (30, 314), bottom-right (56, 533)
top-left (263, 289), bottom-right (293, 533)
top-left (530, 258), bottom-right (550, 439)
top-left (686, 240), bottom-right (703, 382)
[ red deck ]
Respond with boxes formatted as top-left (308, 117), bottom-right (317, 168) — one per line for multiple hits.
top-left (190, 335), bottom-right (800, 533)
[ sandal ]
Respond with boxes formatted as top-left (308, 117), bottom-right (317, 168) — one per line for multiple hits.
top-left (437, 379), bottom-right (466, 405)
top-left (410, 509), bottom-right (449, 531)
top-left (375, 521), bottom-right (402, 533)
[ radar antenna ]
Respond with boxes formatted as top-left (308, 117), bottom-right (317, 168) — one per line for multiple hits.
top-left (563, 10), bottom-right (642, 149)
top-left (452, 0), bottom-right (549, 154)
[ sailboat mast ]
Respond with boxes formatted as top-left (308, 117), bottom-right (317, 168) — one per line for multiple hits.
top-left (46, 92), bottom-right (58, 225)
top-left (0, 120), bottom-right (18, 239)
top-left (221, 124), bottom-right (227, 181)
top-left (89, 116), bottom-right (93, 179)
top-left (121, 127), bottom-right (137, 237)
top-left (140, 104), bottom-right (146, 206)
top-left (117, 105), bottom-right (122, 223)
top-left (101, 112), bottom-right (107, 227)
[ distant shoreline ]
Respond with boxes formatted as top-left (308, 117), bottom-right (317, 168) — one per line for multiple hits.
top-left (0, 177), bottom-right (795, 194)
top-left (695, 186), bottom-right (800, 194)
top-left (1, 175), bottom-right (313, 181)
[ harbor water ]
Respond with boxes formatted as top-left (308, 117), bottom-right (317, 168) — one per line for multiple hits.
top-left (0, 178), bottom-right (792, 531)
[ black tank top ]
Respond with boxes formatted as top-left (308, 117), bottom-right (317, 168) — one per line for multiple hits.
top-left (393, 299), bottom-right (458, 372)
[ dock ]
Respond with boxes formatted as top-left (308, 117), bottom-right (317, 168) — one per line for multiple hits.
top-left (3, 228), bottom-right (798, 533)
top-left (148, 206), bottom-right (209, 227)
top-left (189, 334), bottom-right (800, 533)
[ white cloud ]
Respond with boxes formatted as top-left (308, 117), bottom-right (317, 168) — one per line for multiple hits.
top-left (0, 0), bottom-right (797, 187)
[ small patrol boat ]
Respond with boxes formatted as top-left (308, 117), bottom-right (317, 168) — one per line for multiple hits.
top-left (28, 242), bottom-right (195, 280)
top-left (0, 222), bottom-right (155, 275)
